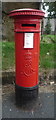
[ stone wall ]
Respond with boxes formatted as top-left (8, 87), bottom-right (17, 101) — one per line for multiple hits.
top-left (2, 16), bottom-right (14, 41)
top-left (2, 2), bottom-right (40, 13)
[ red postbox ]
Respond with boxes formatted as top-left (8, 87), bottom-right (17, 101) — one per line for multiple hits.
top-left (9, 8), bottom-right (45, 103)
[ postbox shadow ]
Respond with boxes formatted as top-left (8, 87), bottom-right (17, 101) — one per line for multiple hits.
top-left (9, 91), bottom-right (39, 111)
top-left (15, 90), bottom-right (39, 111)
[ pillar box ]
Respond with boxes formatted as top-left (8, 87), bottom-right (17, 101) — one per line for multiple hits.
top-left (9, 8), bottom-right (45, 103)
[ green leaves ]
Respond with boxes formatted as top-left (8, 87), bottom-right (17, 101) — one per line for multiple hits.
top-left (45, 18), bottom-right (51, 34)
top-left (43, 2), bottom-right (56, 18)
top-left (2, 42), bottom-right (15, 70)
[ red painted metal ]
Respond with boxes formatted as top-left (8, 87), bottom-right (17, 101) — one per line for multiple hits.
top-left (9, 8), bottom-right (45, 88)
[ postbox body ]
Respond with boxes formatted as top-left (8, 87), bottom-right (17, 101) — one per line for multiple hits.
top-left (9, 9), bottom-right (45, 100)
top-left (15, 18), bottom-right (40, 88)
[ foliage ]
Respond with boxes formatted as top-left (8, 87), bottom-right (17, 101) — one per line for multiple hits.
top-left (42, 2), bottom-right (56, 18)
top-left (2, 42), bottom-right (15, 70)
top-left (40, 43), bottom-right (55, 69)
top-left (45, 18), bottom-right (51, 34)
top-left (41, 34), bottom-right (56, 43)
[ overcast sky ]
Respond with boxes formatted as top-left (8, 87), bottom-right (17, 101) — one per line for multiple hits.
top-left (42, 5), bottom-right (49, 17)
